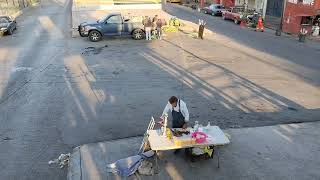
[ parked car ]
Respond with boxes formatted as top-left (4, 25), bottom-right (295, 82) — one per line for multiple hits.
top-left (0, 16), bottom-right (17, 35)
top-left (167, 0), bottom-right (181, 3)
top-left (78, 13), bottom-right (145, 42)
top-left (222, 6), bottom-right (256, 25)
top-left (222, 6), bottom-right (245, 24)
top-left (203, 4), bottom-right (225, 16)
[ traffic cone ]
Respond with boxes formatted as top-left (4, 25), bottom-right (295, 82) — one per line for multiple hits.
top-left (256, 16), bottom-right (264, 32)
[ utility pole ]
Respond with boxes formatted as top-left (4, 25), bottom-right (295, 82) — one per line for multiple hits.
top-left (276, 0), bottom-right (287, 36)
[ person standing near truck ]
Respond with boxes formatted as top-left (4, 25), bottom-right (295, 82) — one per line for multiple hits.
top-left (156, 18), bottom-right (164, 40)
top-left (143, 16), bottom-right (153, 41)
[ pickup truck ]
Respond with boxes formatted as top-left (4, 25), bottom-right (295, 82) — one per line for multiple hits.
top-left (222, 6), bottom-right (245, 24)
top-left (0, 16), bottom-right (17, 35)
top-left (78, 13), bottom-right (145, 42)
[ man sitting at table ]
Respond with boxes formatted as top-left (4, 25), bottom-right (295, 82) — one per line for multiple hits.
top-left (161, 96), bottom-right (190, 130)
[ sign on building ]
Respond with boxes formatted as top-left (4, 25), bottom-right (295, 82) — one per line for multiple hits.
top-left (287, 0), bottom-right (314, 5)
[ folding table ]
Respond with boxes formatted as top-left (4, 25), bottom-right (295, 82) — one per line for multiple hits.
top-left (147, 126), bottom-right (230, 170)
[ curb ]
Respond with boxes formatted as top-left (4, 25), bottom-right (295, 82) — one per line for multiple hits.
top-left (67, 146), bottom-right (81, 180)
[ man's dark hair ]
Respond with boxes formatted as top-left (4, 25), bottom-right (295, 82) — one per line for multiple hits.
top-left (169, 96), bottom-right (178, 104)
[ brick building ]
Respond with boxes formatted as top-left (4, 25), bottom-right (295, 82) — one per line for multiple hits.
top-left (218, 0), bottom-right (236, 7)
top-left (283, 0), bottom-right (320, 34)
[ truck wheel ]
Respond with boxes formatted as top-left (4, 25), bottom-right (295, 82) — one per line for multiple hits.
top-left (89, 30), bottom-right (102, 42)
top-left (234, 19), bottom-right (239, 24)
top-left (79, 31), bottom-right (86, 37)
top-left (132, 29), bottom-right (144, 40)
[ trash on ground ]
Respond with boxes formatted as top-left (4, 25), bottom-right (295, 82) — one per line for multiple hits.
top-left (138, 160), bottom-right (154, 176)
top-left (81, 45), bottom-right (108, 56)
top-left (288, 107), bottom-right (298, 111)
top-left (187, 32), bottom-right (198, 39)
top-left (106, 150), bottom-right (154, 177)
top-left (48, 153), bottom-right (71, 169)
top-left (2, 136), bottom-right (13, 141)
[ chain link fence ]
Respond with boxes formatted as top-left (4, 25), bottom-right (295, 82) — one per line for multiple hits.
top-left (0, 0), bottom-right (37, 16)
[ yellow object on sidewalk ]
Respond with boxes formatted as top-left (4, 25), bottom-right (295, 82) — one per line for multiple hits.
top-left (163, 25), bottom-right (178, 33)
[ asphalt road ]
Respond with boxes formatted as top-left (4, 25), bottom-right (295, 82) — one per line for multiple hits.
top-left (164, 4), bottom-right (320, 87)
top-left (0, 0), bottom-right (72, 179)
top-left (0, 2), bottom-right (319, 180)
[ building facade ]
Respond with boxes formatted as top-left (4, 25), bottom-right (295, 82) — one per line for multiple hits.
top-left (283, 0), bottom-right (320, 34)
top-left (219, 0), bottom-right (235, 7)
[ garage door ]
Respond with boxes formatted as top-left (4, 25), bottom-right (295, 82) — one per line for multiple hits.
top-left (266, 0), bottom-right (283, 17)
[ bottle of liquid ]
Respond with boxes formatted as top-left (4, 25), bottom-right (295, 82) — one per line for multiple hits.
top-left (204, 122), bottom-right (211, 133)
top-left (194, 121), bottom-right (199, 132)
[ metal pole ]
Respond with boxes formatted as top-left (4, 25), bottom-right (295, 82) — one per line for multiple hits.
top-left (276, 0), bottom-right (287, 36)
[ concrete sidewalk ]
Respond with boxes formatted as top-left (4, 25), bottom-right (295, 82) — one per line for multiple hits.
top-left (67, 122), bottom-right (320, 180)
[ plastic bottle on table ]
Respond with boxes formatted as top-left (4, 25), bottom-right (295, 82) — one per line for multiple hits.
top-left (194, 121), bottom-right (199, 132)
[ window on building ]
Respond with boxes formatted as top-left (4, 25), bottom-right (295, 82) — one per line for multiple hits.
top-left (301, 16), bottom-right (313, 25)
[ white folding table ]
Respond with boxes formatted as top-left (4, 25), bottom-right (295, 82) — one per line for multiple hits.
top-left (147, 126), bottom-right (230, 170)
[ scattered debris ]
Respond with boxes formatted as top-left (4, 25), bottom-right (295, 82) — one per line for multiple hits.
top-left (2, 136), bottom-right (13, 141)
top-left (48, 153), bottom-right (70, 169)
top-left (138, 160), bottom-right (154, 176)
top-left (11, 67), bottom-right (33, 73)
top-left (187, 32), bottom-right (198, 39)
top-left (112, 71), bottom-right (120, 75)
top-left (81, 45), bottom-right (108, 56)
top-left (229, 125), bottom-right (241, 129)
top-left (224, 132), bottom-right (231, 140)
top-left (288, 107), bottom-right (298, 111)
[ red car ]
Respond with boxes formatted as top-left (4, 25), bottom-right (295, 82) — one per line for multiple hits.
top-left (222, 6), bottom-right (245, 24)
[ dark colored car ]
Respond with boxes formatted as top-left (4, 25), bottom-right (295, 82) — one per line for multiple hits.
top-left (203, 4), bottom-right (225, 16)
top-left (78, 13), bottom-right (145, 42)
top-left (0, 16), bottom-right (17, 35)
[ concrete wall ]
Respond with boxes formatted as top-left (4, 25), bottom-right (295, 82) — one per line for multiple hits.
top-left (220, 0), bottom-right (235, 7)
top-left (255, 0), bottom-right (267, 17)
top-left (72, 0), bottom-right (162, 11)
top-left (0, 0), bottom-right (36, 16)
top-left (235, 0), bottom-right (255, 8)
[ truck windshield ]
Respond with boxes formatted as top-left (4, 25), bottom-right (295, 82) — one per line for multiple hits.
top-left (98, 16), bottom-right (108, 23)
